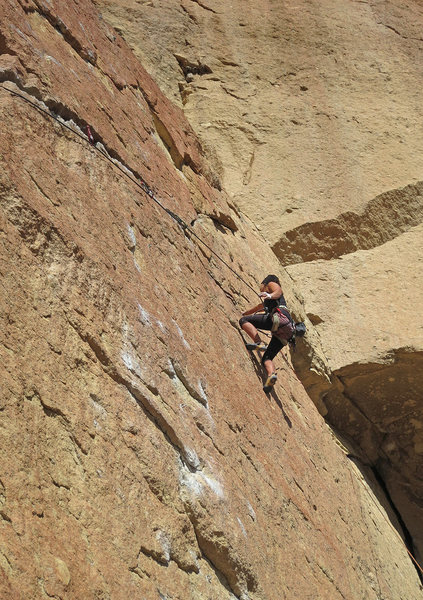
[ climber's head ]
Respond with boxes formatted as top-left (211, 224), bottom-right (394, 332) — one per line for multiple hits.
top-left (260, 274), bottom-right (280, 291)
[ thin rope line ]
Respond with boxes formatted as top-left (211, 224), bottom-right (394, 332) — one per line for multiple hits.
top-left (1, 83), bottom-right (260, 299)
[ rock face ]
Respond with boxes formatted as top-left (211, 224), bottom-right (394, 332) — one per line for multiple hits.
top-left (0, 2), bottom-right (422, 600)
top-left (97, 0), bottom-right (423, 242)
top-left (286, 225), bottom-right (423, 565)
top-left (96, 0), bottom-right (423, 573)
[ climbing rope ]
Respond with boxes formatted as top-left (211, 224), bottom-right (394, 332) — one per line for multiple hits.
top-left (0, 83), bottom-right (260, 299)
top-left (9, 88), bottom-right (421, 580)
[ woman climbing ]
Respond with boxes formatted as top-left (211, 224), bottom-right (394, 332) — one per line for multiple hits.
top-left (239, 274), bottom-right (295, 393)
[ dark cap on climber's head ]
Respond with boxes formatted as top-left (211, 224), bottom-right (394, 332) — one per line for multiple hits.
top-left (261, 274), bottom-right (280, 286)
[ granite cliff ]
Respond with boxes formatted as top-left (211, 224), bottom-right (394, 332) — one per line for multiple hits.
top-left (0, 1), bottom-right (422, 599)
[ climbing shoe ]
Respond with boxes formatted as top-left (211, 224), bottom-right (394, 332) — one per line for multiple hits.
top-left (263, 373), bottom-right (277, 393)
top-left (246, 342), bottom-right (268, 351)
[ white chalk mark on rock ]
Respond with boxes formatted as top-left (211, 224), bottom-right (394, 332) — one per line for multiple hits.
top-left (173, 319), bottom-right (191, 349)
top-left (138, 303), bottom-right (151, 326)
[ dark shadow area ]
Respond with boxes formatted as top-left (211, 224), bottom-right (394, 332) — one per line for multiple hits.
top-left (325, 421), bottom-right (423, 584)
top-left (348, 453), bottom-right (423, 585)
top-left (370, 463), bottom-right (423, 584)
top-left (272, 180), bottom-right (423, 265)
top-left (269, 385), bottom-right (293, 429)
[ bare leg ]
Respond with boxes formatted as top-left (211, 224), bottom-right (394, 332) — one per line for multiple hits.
top-left (241, 321), bottom-right (262, 343)
top-left (263, 358), bottom-right (274, 377)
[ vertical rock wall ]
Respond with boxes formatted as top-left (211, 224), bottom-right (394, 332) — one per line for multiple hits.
top-left (96, 0), bottom-right (423, 571)
top-left (0, 1), bottom-right (422, 599)
top-left (97, 0), bottom-right (423, 241)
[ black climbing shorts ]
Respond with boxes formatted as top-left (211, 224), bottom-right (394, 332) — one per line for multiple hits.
top-left (239, 313), bottom-right (273, 331)
top-left (239, 313), bottom-right (285, 364)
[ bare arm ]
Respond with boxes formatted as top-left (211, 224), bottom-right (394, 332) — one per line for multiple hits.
top-left (259, 281), bottom-right (283, 300)
top-left (242, 302), bottom-right (264, 316)
top-left (242, 282), bottom-right (283, 316)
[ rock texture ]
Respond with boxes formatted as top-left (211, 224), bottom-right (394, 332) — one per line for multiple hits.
top-left (286, 224), bottom-right (423, 565)
top-left (97, 0), bottom-right (423, 242)
top-left (0, 1), bottom-right (422, 600)
top-left (96, 0), bottom-right (423, 574)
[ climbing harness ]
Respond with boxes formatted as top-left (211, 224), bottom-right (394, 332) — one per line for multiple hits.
top-left (270, 306), bottom-right (295, 340)
top-left (0, 83), bottom-right (260, 299)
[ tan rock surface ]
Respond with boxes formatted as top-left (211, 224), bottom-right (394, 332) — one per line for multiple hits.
top-left (286, 223), bottom-right (423, 564)
top-left (95, 0), bottom-right (423, 576)
top-left (97, 0), bottom-right (423, 245)
top-left (0, 1), bottom-right (422, 599)
top-left (287, 223), bottom-right (423, 372)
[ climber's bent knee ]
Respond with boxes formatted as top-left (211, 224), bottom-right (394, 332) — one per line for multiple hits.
top-left (239, 316), bottom-right (249, 328)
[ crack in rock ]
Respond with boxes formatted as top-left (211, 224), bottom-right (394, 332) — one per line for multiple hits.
top-left (32, 0), bottom-right (97, 65)
top-left (188, 0), bottom-right (218, 15)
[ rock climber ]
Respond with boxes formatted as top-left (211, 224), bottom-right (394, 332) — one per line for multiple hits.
top-left (239, 274), bottom-right (295, 393)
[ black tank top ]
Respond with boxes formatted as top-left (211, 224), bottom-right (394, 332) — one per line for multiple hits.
top-left (264, 294), bottom-right (287, 313)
